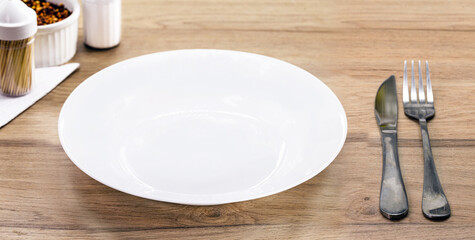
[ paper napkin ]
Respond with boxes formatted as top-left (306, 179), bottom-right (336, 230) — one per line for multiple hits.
top-left (0, 63), bottom-right (80, 128)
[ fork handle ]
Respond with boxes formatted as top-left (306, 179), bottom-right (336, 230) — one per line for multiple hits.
top-left (379, 131), bottom-right (409, 220)
top-left (419, 119), bottom-right (451, 220)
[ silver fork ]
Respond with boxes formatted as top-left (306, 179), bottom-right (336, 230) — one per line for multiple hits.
top-left (403, 60), bottom-right (450, 220)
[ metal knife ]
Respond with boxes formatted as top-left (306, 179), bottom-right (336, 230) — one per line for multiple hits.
top-left (374, 75), bottom-right (409, 220)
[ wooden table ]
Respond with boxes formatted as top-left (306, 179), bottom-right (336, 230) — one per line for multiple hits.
top-left (1, 0), bottom-right (475, 239)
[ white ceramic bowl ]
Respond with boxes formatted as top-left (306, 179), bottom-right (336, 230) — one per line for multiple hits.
top-left (35, 0), bottom-right (80, 68)
top-left (58, 49), bottom-right (348, 205)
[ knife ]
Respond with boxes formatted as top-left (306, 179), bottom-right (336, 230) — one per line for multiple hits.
top-left (374, 75), bottom-right (409, 220)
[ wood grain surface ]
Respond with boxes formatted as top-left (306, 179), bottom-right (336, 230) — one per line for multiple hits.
top-left (1, 0), bottom-right (475, 239)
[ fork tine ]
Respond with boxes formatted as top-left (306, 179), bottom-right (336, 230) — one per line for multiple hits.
top-left (426, 61), bottom-right (434, 103)
top-left (418, 60), bottom-right (426, 103)
top-left (403, 60), bottom-right (409, 103)
top-left (410, 60), bottom-right (417, 103)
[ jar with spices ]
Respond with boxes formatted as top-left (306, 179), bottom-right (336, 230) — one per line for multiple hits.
top-left (0, 0), bottom-right (37, 97)
top-left (83, 0), bottom-right (121, 49)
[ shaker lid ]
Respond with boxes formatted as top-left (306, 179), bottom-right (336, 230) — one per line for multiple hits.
top-left (0, 0), bottom-right (37, 41)
top-left (83, 0), bottom-right (121, 4)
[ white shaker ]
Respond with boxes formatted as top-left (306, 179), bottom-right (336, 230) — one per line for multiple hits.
top-left (83, 0), bottom-right (121, 49)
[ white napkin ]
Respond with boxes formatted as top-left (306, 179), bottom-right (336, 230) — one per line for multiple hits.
top-left (0, 63), bottom-right (80, 128)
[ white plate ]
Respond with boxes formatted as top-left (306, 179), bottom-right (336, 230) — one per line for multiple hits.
top-left (58, 49), bottom-right (347, 205)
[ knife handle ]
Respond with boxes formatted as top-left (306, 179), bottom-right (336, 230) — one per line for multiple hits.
top-left (379, 131), bottom-right (409, 220)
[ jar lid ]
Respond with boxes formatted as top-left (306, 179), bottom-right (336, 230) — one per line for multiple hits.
top-left (0, 0), bottom-right (37, 41)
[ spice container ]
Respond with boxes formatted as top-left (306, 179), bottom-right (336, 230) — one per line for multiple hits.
top-left (0, 0), bottom-right (37, 96)
top-left (83, 0), bottom-right (121, 49)
top-left (28, 0), bottom-right (80, 68)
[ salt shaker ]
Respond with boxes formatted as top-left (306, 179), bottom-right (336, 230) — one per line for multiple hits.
top-left (0, 0), bottom-right (37, 96)
top-left (83, 0), bottom-right (121, 49)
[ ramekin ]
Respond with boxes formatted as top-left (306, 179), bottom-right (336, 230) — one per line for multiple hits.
top-left (35, 0), bottom-right (80, 68)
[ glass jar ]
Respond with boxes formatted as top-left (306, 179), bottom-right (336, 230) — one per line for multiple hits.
top-left (0, 0), bottom-right (37, 97)
top-left (0, 37), bottom-right (35, 96)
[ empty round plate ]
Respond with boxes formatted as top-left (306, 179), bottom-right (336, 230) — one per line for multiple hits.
top-left (58, 49), bottom-right (347, 205)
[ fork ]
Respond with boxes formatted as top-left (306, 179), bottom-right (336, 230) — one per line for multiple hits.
top-left (403, 60), bottom-right (450, 220)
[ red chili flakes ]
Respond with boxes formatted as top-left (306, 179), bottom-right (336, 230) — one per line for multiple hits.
top-left (22, 0), bottom-right (72, 26)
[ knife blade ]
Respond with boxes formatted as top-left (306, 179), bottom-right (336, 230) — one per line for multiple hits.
top-left (374, 75), bottom-right (409, 220)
